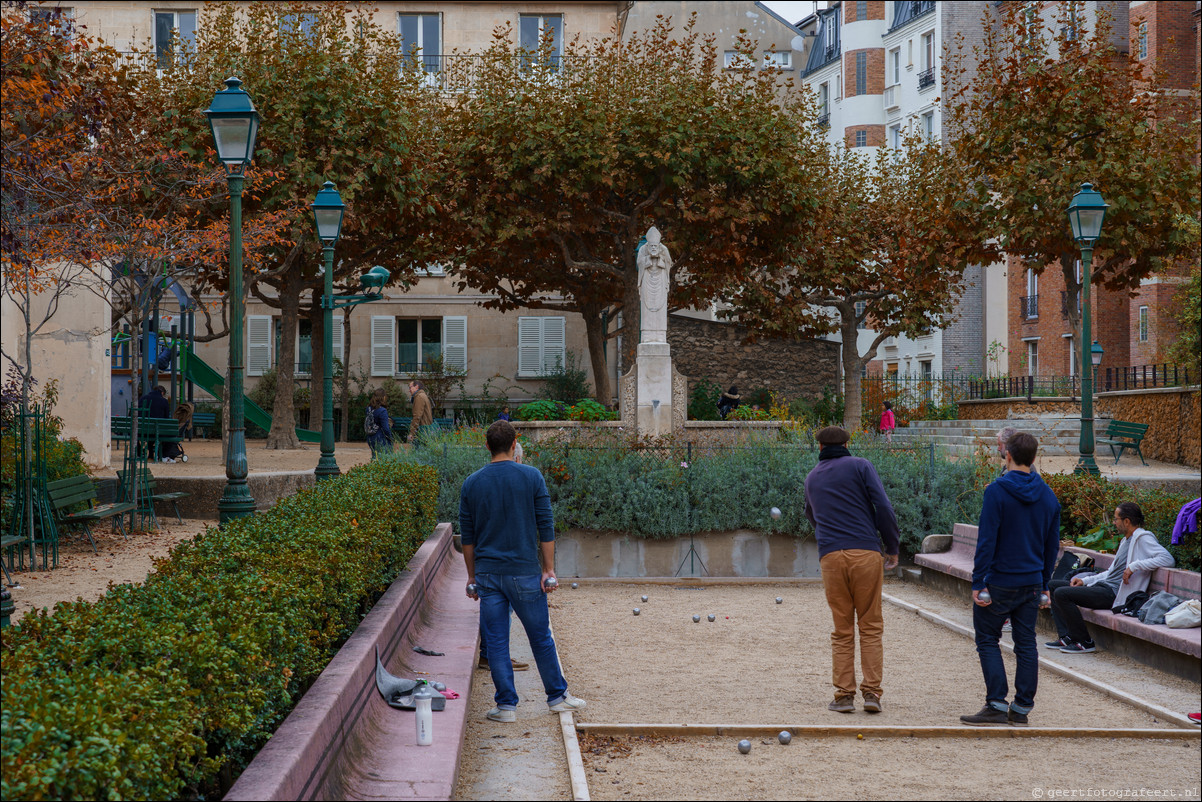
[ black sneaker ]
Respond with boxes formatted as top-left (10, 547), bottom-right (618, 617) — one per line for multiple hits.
top-left (1008, 709), bottom-right (1029, 727)
top-left (960, 706), bottom-right (1009, 726)
top-left (1059, 640), bottom-right (1096, 654)
top-left (1044, 637), bottom-right (1071, 649)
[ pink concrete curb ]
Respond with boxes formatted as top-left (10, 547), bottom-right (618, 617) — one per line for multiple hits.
top-left (226, 522), bottom-right (480, 801)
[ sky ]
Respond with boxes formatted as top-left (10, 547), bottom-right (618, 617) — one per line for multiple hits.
top-left (761, 0), bottom-right (825, 27)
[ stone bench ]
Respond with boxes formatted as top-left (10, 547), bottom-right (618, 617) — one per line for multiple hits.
top-left (915, 523), bottom-right (1201, 677)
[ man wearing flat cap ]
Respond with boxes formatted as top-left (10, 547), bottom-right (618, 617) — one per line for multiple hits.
top-left (804, 426), bottom-right (900, 715)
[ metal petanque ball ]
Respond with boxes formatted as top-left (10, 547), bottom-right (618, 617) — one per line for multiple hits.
top-left (737, 739), bottom-right (752, 755)
top-left (641, 595), bottom-right (648, 602)
top-left (707, 614), bottom-right (716, 622)
top-left (770, 506), bottom-right (782, 520)
top-left (544, 577), bottom-right (558, 589)
top-left (633, 608), bottom-right (641, 616)
top-left (775, 597), bottom-right (783, 604)
top-left (571, 582), bottom-right (579, 589)
top-left (778, 731), bottom-right (792, 745)
top-left (692, 614), bottom-right (701, 623)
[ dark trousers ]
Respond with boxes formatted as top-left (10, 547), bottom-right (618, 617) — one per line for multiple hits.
top-left (1049, 578), bottom-right (1116, 644)
top-left (973, 583), bottom-right (1041, 713)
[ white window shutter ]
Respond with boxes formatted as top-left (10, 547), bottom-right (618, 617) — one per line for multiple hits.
top-left (370, 316), bottom-right (396, 376)
top-left (330, 317), bottom-right (344, 363)
top-left (442, 316), bottom-right (467, 372)
top-left (518, 317), bottom-right (542, 377)
top-left (247, 315), bottom-right (273, 376)
top-left (542, 317), bottom-right (566, 373)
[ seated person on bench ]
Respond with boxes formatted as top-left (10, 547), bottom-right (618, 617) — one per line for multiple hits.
top-left (137, 385), bottom-right (184, 464)
top-left (1047, 501), bottom-right (1174, 654)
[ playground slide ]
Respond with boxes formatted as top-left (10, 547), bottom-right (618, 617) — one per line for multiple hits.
top-left (183, 349), bottom-right (322, 443)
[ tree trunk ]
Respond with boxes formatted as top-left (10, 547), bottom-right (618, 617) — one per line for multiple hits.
top-left (266, 274), bottom-right (301, 449)
top-left (620, 257), bottom-right (640, 379)
top-left (340, 308), bottom-right (352, 442)
top-left (840, 313), bottom-right (864, 432)
top-left (582, 304), bottom-right (612, 406)
top-left (308, 299), bottom-right (323, 432)
top-left (1060, 252), bottom-right (1083, 375)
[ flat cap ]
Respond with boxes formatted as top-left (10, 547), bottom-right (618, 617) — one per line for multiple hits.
top-left (816, 426), bottom-right (850, 445)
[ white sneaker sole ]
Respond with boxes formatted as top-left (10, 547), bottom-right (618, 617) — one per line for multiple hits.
top-left (486, 709), bottom-right (516, 723)
top-left (549, 699), bottom-right (587, 714)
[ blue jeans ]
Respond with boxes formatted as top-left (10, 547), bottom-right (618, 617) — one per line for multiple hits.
top-left (476, 572), bottom-right (569, 708)
top-left (973, 583), bottom-right (1041, 714)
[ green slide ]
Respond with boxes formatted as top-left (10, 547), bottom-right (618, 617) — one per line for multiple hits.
top-left (182, 347), bottom-right (322, 443)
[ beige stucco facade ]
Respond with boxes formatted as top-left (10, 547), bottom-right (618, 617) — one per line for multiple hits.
top-left (0, 265), bottom-right (112, 468)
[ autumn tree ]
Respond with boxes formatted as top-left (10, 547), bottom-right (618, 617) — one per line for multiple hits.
top-left (944, 3), bottom-right (1200, 361)
top-left (728, 138), bottom-right (992, 430)
top-left (137, 1), bottom-right (442, 447)
top-left (439, 16), bottom-right (821, 404)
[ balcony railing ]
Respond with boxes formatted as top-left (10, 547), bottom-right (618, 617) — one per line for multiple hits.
top-left (1019, 294), bottom-right (1039, 319)
top-left (917, 67), bottom-right (936, 90)
top-left (1060, 290), bottom-right (1082, 318)
top-left (816, 112), bottom-right (830, 129)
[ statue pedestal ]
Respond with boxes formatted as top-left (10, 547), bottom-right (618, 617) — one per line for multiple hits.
top-left (636, 342), bottom-right (673, 438)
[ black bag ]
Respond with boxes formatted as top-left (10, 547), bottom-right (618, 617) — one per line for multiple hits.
top-left (1052, 552), bottom-right (1081, 581)
top-left (1112, 590), bottom-right (1151, 617)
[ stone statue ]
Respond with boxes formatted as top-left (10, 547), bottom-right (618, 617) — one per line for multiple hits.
top-left (637, 226), bottom-right (672, 343)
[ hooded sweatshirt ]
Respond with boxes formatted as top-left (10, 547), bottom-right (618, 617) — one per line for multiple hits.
top-left (973, 470), bottom-right (1061, 591)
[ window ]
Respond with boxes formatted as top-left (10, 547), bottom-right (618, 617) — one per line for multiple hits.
top-left (856, 0), bottom-right (867, 19)
top-left (855, 51), bottom-right (867, 95)
top-left (1064, 1), bottom-right (1081, 42)
top-left (855, 300), bottom-right (867, 327)
top-left (920, 360), bottom-right (932, 381)
top-left (29, 5), bottom-right (73, 36)
top-left (248, 315), bottom-right (273, 376)
top-left (518, 316), bottom-right (566, 377)
top-left (1139, 306), bottom-right (1149, 342)
top-left (1025, 340), bottom-right (1039, 376)
top-left (280, 12), bottom-right (319, 38)
top-left (1138, 22), bottom-right (1148, 59)
top-left (921, 31), bottom-right (934, 70)
top-left (1026, 268), bottom-right (1038, 298)
top-left (888, 123), bottom-right (902, 149)
top-left (519, 14), bottom-right (562, 70)
top-left (399, 13), bottom-right (440, 73)
top-left (921, 111), bottom-right (935, 140)
top-left (371, 316), bottom-right (466, 376)
top-left (763, 51), bottom-right (792, 70)
top-left (724, 51), bottom-right (755, 70)
top-left (818, 82), bottom-right (829, 116)
top-left (890, 48), bottom-right (901, 85)
top-left (1067, 333), bottom-right (1077, 376)
top-left (154, 10), bottom-right (197, 69)
top-left (855, 129), bottom-right (867, 147)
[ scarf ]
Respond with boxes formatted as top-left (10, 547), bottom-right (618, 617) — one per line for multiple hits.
top-left (818, 445), bottom-right (851, 461)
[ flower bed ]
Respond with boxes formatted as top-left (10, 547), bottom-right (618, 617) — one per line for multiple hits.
top-left (0, 460), bottom-right (438, 801)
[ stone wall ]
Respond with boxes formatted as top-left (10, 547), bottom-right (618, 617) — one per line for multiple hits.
top-left (958, 387), bottom-right (1201, 468)
top-left (666, 315), bottom-right (840, 402)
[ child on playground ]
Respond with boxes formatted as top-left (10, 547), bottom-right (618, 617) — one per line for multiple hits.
top-left (880, 401), bottom-right (896, 443)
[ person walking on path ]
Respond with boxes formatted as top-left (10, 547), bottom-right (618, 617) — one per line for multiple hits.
top-left (961, 432), bottom-right (1059, 727)
top-left (804, 425), bottom-right (900, 714)
top-left (1046, 501), bottom-right (1174, 654)
top-left (879, 402), bottom-right (895, 443)
top-left (365, 388), bottom-right (393, 460)
top-left (460, 420), bottom-right (587, 723)
top-left (408, 380), bottom-right (433, 448)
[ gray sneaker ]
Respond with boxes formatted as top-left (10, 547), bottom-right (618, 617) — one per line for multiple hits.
top-left (549, 693), bottom-right (587, 713)
top-left (960, 706), bottom-right (1009, 726)
top-left (828, 696), bottom-right (855, 713)
top-left (487, 707), bottom-right (516, 723)
top-left (862, 693), bottom-right (882, 713)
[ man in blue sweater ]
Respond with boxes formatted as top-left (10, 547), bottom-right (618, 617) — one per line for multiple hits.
top-left (961, 431), bottom-right (1060, 727)
top-left (460, 420), bottom-right (587, 723)
top-left (804, 426), bottom-right (900, 714)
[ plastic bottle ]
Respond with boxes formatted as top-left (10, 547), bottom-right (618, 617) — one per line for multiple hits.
top-left (413, 681), bottom-right (435, 746)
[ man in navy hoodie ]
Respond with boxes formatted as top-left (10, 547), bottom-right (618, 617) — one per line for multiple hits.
top-left (962, 432), bottom-right (1060, 727)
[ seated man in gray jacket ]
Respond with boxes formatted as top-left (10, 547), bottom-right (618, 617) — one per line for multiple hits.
top-left (1047, 501), bottom-right (1174, 654)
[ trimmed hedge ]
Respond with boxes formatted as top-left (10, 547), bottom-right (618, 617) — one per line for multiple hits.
top-left (1, 460), bottom-right (437, 801)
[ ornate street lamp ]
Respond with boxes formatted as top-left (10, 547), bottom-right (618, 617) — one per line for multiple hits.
top-left (205, 77), bottom-right (261, 521)
top-left (312, 181), bottom-right (345, 482)
top-left (1066, 182), bottom-right (1109, 476)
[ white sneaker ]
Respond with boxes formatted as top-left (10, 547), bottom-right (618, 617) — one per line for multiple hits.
top-left (1002, 619), bottom-right (1012, 632)
top-left (549, 693), bottom-right (587, 713)
top-left (487, 707), bottom-right (516, 723)
top-left (161, 458), bottom-right (175, 463)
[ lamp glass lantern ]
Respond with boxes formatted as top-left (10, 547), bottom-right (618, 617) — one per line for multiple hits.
top-left (1091, 340), bottom-right (1104, 367)
top-left (203, 77), bottom-right (260, 172)
top-left (1066, 182), bottom-right (1109, 245)
top-left (311, 181), bottom-right (345, 245)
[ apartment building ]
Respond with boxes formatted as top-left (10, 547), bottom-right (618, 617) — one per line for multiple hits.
top-left (797, 0), bottom-right (1008, 380)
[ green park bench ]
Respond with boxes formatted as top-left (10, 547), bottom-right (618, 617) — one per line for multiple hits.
top-left (118, 467), bottom-right (191, 527)
top-left (392, 416), bottom-right (411, 441)
top-left (190, 412), bottom-right (217, 439)
top-left (2, 533), bottom-right (29, 585)
top-left (112, 416), bottom-right (185, 460)
top-left (434, 417), bottom-right (454, 431)
top-left (1096, 419), bottom-right (1150, 466)
top-left (46, 474), bottom-right (136, 554)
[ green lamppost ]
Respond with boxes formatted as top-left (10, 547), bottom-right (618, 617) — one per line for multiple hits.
top-left (205, 77), bottom-right (261, 521)
top-left (1066, 182), bottom-right (1109, 476)
top-left (312, 181), bottom-right (345, 482)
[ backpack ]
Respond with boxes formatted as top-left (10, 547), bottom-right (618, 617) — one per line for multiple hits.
top-left (364, 407), bottom-right (380, 437)
top-left (1112, 590), bottom-right (1151, 618)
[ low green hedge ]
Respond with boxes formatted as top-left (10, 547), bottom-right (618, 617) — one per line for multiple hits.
top-left (1, 460), bottom-right (438, 801)
top-left (393, 429), bottom-right (986, 556)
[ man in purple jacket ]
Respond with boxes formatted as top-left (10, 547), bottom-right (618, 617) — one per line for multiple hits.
top-left (804, 426), bottom-right (900, 714)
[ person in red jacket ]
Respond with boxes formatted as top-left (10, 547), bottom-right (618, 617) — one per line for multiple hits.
top-left (879, 401), bottom-right (896, 443)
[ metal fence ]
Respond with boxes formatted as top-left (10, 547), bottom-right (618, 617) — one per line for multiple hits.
top-left (966, 364), bottom-right (1194, 400)
top-left (1100, 364), bottom-right (1194, 392)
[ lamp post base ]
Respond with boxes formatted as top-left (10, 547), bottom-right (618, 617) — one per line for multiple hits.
top-left (218, 486), bottom-right (256, 523)
top-left (315, 454), bottom-right (340, 482)
top-left (1073, 456), bottom-right (1101, 476)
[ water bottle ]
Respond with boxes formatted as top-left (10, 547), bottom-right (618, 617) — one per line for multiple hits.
top-left (413, 681), bottom-right (435, 746)
top-left (978, 588), bottom-right (992, 604)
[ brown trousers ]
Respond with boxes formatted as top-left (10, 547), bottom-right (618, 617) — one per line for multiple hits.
top-left (819, 549), bottom-right (884, 698)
